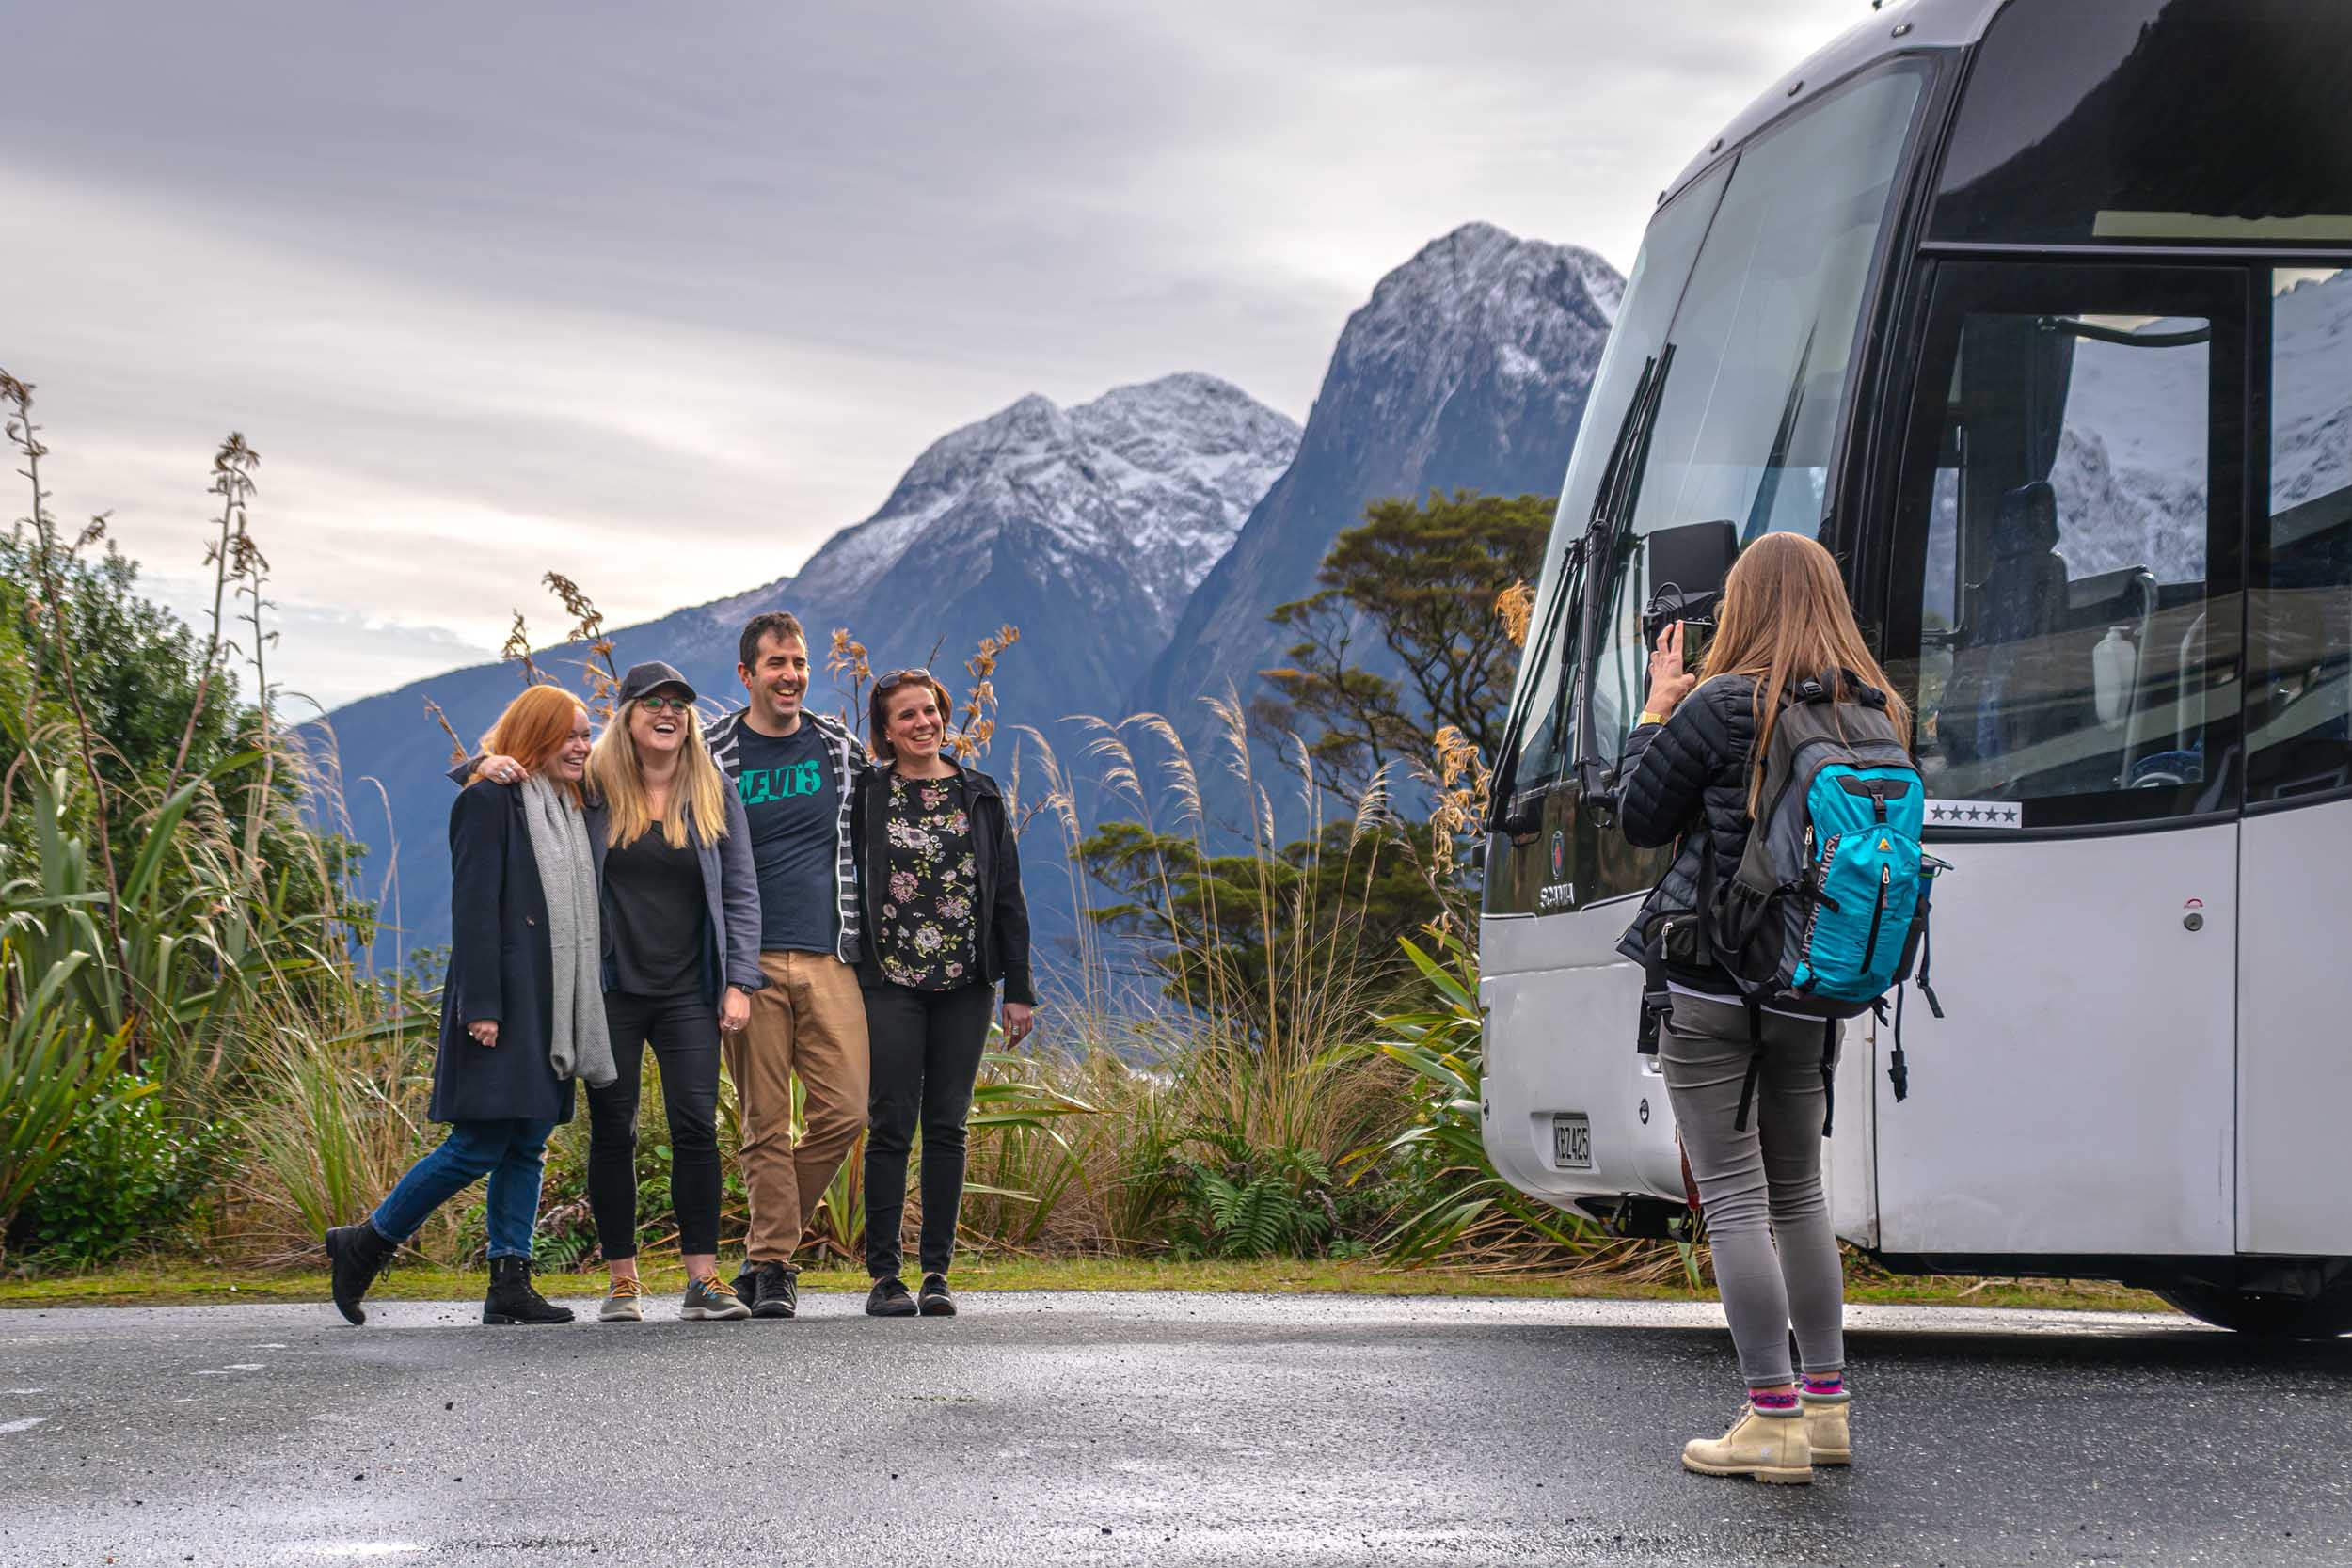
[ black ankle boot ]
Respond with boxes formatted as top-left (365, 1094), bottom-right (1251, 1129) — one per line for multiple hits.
top-left (324, 1221), bottom-right (396, 1326)
top-left (482, 1256), bottom-right (575, 1325)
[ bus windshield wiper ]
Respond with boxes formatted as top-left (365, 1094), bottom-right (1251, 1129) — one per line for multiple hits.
top-left (1569, 343), bottom-right (1676, 801)
top-left (1484, 355), bottom-right (1661, 833)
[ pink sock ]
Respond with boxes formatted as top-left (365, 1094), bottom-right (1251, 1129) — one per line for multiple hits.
top-left (1803, 1374), bottom-right (1845, 1398)
top-left (1752, 1388), bottom-right (1800, 1413)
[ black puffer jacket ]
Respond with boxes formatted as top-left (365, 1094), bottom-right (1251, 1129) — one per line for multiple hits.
top-left (1612, 673), bottom-right (1762, 989)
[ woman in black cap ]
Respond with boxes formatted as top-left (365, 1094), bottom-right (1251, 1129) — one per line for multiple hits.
top-left (565, 660), bottom-right (765, 1321)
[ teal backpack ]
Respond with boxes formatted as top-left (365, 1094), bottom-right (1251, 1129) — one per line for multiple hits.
top-left (1703, 673), bottom-right (1946, 1133)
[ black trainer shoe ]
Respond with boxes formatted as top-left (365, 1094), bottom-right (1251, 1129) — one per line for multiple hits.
top-left (750, 1260), bottom-right (799, 1320)
top-left (481, 1257), bottom-right (575, 1325)
top-left (866, 1275), bottom-right (917, 1317)
top-left (918, 1274), bottom-right (956, 1317)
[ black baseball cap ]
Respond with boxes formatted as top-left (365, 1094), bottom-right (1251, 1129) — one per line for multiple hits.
top-left (615, 660), bottom-right (696, 707)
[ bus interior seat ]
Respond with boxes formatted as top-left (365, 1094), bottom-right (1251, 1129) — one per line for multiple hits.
top-left (1978, 481), bottom-right (2068, 644)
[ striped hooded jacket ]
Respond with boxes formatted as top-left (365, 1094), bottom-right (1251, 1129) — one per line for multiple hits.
top-left (704, 707), bottom-right (864, 966)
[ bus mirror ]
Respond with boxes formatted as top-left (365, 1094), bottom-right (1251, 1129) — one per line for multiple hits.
top-left (1642, 520), bottom-right (1740, 647)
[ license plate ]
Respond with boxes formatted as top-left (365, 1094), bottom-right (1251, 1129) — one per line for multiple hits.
top-left (1552, 1112), bottom-right (1592, 1170)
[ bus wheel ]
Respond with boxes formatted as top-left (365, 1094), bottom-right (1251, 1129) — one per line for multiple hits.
top-left (2154, 1281), bottom-right (2352, 1339)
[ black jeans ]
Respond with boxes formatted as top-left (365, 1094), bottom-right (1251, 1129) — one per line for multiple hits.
top-left (587, 990), bottom-right (723, 1260)
top-left (862, 981), bottom-right (994, 1279)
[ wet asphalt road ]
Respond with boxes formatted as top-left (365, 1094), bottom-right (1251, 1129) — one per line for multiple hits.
top-left (2, 1292), bottom-right (2348, 1568)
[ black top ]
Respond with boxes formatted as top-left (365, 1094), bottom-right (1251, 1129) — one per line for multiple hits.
top-left (602, 822), bottom-right (705, 998)
top-left (874, 773), bottom-right (982, 991)
top-left (1612, 674), bottom-right (1761, 991)
top-left (731, 722), bottom-right (841, 955)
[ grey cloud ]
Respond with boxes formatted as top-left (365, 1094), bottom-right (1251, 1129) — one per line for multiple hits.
top-left (4, 0), bottom-right (1867, 703)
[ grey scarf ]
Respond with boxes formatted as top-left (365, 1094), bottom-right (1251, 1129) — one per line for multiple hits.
top-left (517, 775), bottom-right (615, 1088)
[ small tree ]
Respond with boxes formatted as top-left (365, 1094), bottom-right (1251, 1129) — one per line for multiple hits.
top-left (1257, 489), bottom-right (1550, 794)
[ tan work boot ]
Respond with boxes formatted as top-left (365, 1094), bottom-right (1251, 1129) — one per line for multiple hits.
top-left (1804, 1392), bottom-right (1851, 1465)
top-left (1681, 1402), bottom-right (1811, 1483)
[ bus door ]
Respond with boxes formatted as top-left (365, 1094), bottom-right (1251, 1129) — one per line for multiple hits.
top-left (2237, 263), bottom-right (2352, 1257)
top-left (1874, 261), bottom-right (2248, 1258)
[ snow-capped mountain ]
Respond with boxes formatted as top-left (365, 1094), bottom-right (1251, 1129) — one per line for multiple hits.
top-left (1133, 221), bottom-right (1624, 804)
top-left (319, 372), bottom-right (1297, 960)
top-left (317, 223), bottom-right (1636, 971)
top-left (780, 372), bottom-right (1300, 643)
top-left (2050, 268), bottom-right (2350, 583)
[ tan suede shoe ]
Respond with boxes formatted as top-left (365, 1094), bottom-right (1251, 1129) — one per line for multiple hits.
top-left (1803, 1392), bottom-right (1851, 1465)
top-left (1681, 1403), bottom-right (1812, 1483)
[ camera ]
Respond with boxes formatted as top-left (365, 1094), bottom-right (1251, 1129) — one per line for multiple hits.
top-left (1643, 584), bottom-right (1715, 655)
top-left (1638, 518), bottom-right (1740, 656)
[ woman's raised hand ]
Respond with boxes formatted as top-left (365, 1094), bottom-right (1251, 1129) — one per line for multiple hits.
top-left (1645, 621), bottom-right (1699, 718)
top-left (477, 753), bottom-right (528, 785)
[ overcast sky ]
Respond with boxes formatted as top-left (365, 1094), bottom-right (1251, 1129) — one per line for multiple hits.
top-left (4, 0), bottom-right (1868, 709)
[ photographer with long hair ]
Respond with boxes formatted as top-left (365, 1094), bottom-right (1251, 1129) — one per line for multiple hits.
top-left (1615, 531), bottom-right (1910, 1481)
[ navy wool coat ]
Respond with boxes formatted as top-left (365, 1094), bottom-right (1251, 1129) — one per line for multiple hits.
top-left (431, 782), bottom-right (579, 1126)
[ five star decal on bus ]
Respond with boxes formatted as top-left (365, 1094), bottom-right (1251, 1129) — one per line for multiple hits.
top-left (1924, 800), bottom-right (2022, 829)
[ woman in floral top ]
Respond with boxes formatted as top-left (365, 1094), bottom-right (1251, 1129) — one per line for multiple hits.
top-left (850, 670), bottom-right (1034, 1318)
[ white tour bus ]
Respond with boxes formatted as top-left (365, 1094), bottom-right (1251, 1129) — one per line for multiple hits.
top-left (1480, 0), bottom-right (2352, 1336)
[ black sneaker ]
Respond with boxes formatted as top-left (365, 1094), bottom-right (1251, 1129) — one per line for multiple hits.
top-left (866, 1275), bottom-right (917, 1317)
top-left (918, 1274), bottom-right (956, 1317)
top-left (750, 1260), bottom-right (798, 1320)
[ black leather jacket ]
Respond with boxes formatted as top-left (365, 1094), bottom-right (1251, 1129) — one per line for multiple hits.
top-left (1612, 673), bottom-right (1761, 990)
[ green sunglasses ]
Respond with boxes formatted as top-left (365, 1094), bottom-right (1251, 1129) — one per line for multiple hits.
top-left (636, 693), bottom-right (695, 714)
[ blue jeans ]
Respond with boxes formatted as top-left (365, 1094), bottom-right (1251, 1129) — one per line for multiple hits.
top-left (371, 1118), bottom-right (557, 1259)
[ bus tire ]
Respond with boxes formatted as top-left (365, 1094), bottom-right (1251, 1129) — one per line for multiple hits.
top-left (2153, 1281), bottom-right (2352, 1339)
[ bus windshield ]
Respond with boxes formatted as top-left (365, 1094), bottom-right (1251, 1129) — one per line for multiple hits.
top-left (1502, 61), bottom-right (1931, 781)
top-left (1626, 65), bottom-right (1926, 546)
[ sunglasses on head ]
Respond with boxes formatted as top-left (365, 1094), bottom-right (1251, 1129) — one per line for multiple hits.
top-left (636, 693), bottom-right (694, 714)
top-left (876, 668), bottom-right (932, 691)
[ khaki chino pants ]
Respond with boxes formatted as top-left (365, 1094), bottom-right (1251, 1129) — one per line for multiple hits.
top-left (723, 949), bottom-right (870, 1263)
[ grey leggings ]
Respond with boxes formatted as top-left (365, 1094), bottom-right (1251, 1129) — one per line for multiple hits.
top-left (1661, 993), bottom-right (1845, 1388)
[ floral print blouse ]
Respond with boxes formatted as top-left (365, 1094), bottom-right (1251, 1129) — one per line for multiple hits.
top-left (876, 772), bottom-right (982, 991)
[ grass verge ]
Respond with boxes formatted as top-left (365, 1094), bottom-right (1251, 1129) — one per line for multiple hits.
top-left (0, 1256), bottom-right (2167, 1313)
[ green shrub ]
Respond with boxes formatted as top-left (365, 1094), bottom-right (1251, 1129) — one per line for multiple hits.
top-left (1159, 1124), bottom-right (1338, 1260)
top-left (17, 1076), bottom-right (229, 1264)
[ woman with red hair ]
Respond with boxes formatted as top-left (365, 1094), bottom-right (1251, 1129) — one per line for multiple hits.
top-left (325, 683), bottom-right (615, 1326)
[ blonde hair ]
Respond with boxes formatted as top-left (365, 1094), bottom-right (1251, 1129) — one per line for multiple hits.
top-left (481, 685), bottom-right (589, 805)
top-left (1698, 531), bottom-right (1911, 817)
top-left (589, 697), bottom-right (731, 849)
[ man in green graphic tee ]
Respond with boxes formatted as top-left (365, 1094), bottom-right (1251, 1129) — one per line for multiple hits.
top-left (703, 611), bottom-right (869, 1320)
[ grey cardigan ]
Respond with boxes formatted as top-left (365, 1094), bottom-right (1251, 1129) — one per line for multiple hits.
top-left (448, 760), bottom-right (766, 1001)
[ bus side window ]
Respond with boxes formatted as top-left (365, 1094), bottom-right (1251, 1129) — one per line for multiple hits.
top-left (2247, 267), bottom-right (2352, 803)
top-left (1883, 264), bottom-right (2242, 826)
